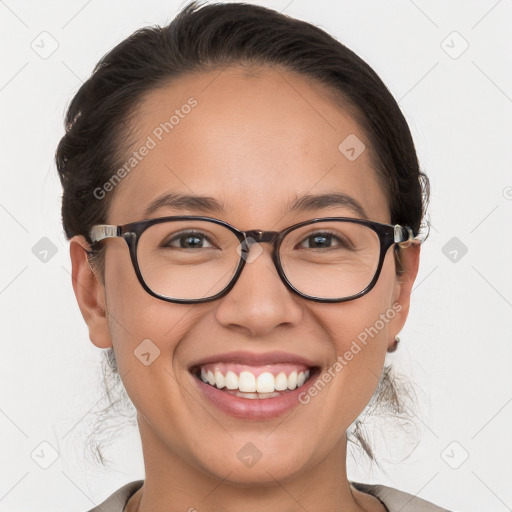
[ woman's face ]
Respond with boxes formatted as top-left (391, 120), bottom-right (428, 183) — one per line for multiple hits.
top-left (72, 66), bottom-right (419, 485)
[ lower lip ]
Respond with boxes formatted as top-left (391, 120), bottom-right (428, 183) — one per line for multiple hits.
top-left (191, 370), bottom-right (318, 420)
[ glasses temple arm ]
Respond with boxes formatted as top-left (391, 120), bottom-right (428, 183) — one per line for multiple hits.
top-left (90, 224), bottom-right (121, 243)
top-left (394, 225), bottom-right (415, 248)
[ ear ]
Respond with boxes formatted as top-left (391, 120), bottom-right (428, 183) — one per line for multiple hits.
top-left (387, 241), bottom-right (421, 351)
top-left (69, 235), bottom-right (112, 349)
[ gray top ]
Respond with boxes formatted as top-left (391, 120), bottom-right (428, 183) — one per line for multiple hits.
top-left (86, 479), bottom-right (452, 512)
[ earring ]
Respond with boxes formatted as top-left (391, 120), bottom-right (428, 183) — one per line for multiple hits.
top-left (387, 335), bottom-right (400, 353)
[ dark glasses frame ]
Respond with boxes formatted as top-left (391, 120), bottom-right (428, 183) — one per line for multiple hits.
top-left (89, 216), bottom-right (415, 304)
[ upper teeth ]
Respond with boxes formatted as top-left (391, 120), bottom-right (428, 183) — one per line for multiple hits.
top-left (199, 368), bottom-right (310, 393)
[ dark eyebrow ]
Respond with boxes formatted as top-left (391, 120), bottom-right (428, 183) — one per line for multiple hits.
top-left (285, 192), bottom-right (369, 219)
top-left (143, 192), bottom-right (227, 217)
top-left (143, 191), bottom-right (368, 219)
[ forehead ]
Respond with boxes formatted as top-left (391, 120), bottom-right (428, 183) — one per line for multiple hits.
top-left (108, 66), bottom-right (389, 228)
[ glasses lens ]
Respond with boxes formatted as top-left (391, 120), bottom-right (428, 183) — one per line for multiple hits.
top-left (279, 221), bottom-right (380, 299)
top-left (137, 220), bottom-right (241, 300)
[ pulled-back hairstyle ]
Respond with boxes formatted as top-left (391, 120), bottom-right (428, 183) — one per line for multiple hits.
top-left (56, 1), bottom-right (429, 467)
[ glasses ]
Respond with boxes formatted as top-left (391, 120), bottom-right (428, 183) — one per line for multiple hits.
top-left (89, 216), bottom-right (415, 304)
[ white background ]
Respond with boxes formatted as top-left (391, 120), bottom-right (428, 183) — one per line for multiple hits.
top-left (1, 1), bottom-right (511, 511)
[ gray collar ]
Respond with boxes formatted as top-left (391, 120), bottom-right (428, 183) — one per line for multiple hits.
top-left (87, 479), bottom-right (450, 512)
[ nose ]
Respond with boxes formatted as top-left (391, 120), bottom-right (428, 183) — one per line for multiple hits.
top-left (214, 243), bottom-right (303, 337)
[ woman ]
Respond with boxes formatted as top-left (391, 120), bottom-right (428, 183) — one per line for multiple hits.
top-left (56, 2), bottom-right (450, 511)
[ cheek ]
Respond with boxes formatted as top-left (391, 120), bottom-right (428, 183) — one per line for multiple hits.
top-left (101, 250), bottom-right (219, 464)
top-left (311, 298), bottom-right (389, 412)
top-left (102, 251), bottom-right (213, 438)
top-left (317, 250), bottom-right (397, 353)
top-left (102, 245), bottom-right (195, 377)
top-left (305, 251), bottom-right (398, 421)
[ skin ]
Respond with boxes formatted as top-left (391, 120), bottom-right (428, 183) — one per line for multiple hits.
top-left (70, 65), bottom-right (420, 512)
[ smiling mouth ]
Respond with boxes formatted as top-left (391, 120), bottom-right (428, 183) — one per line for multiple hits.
top-left (190, 362), bottom-right (318, 399)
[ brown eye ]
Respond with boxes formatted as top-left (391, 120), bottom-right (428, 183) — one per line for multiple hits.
top-left (162, 231), bottom-right (216, 249)
top-left (296, 232), bottom-right (353, 250)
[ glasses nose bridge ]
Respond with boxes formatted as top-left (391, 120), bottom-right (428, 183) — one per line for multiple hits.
top-left (243, 229), bottom-right (280, 246)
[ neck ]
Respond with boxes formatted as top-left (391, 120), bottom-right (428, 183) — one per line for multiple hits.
top-left (126, 414), bottom-right (384, 512)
